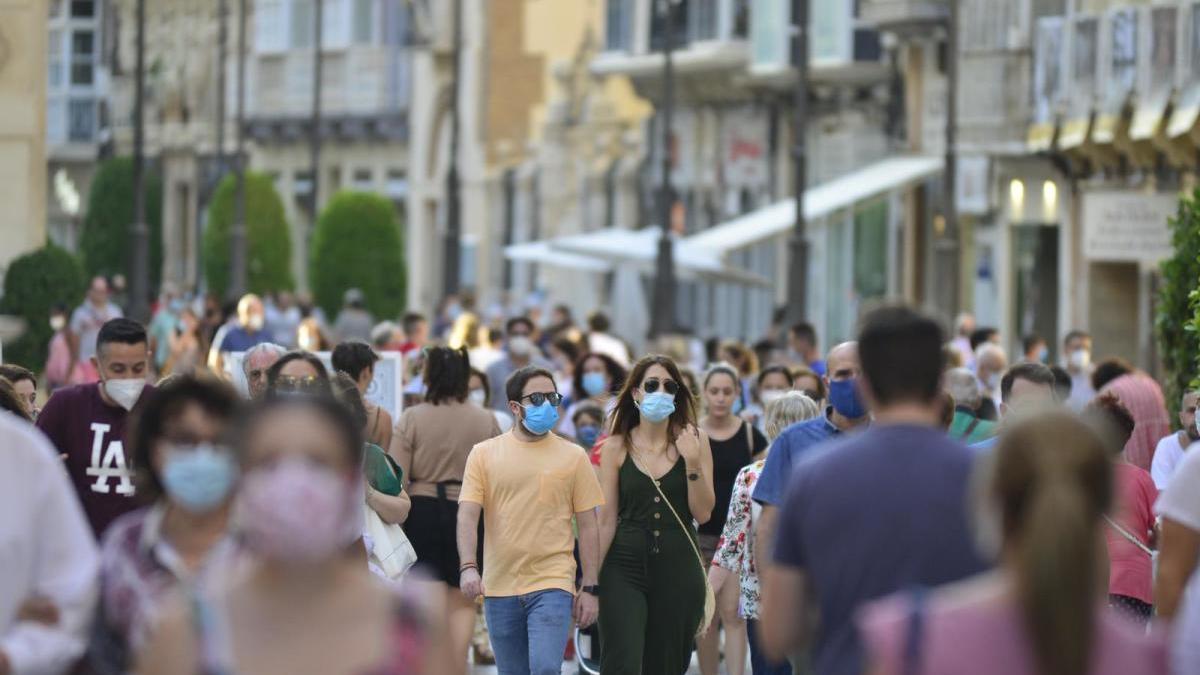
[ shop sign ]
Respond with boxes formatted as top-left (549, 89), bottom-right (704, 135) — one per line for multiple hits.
top-left (1082, 192), bottom-right (1176, 262)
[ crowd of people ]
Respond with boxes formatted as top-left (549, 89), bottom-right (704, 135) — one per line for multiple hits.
top-left (2, 277), bottom-right (1199, 675)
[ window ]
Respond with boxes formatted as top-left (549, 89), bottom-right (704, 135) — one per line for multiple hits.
top-left (605, 0), bottom-right (633, 52)
top-left (353, 0), bottom-right (374, 43)
top-left (1109, 8), bottom-right (1137, 97)
top-left (322, 0), bottom-right (350, 48)
top-left (649, 0), bottom-right (689, 52)
top-left (71, 30), bottom-right (94, 55)
top-left (688, 0), bottom-right (719, 42)
top-left (385, 170), bottom-right (407, 200)
top-left (68, 98), bottom-right (96, 141)
top-left (1073, 17), bottom-right (1097, 96)
top-left (70, 0), bottom-right (94, 18)
top-left (46, 98), bottom-right (66, 144)
top-left (352, 168), bottom-right (374, 189)
top-left (255, 0), bottom-right (288, 53)
top-left (49, 0), bottom-right (64, 19)
top-left (291, 0), bottom-right (314, 49)
top-left (70, 30), bottom-right (95, 86)
top-left (48, 29), bottom-right (64, 88)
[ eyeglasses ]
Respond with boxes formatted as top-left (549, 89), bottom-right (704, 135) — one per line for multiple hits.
top-left (276, 375), bottom-right (320, 392)
top-left (520, 392), bottom-right (563, 407)
top-left (642, 378), bottom-right (679, 396)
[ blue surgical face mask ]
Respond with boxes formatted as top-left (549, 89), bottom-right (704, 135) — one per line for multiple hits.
top-left (521, 401), bottom-right (560, 436)
top-left (828, 378), bottom-right (868, 420)
top-left (577, 424), bottom-right (600, 448)
top-left (168, 298), bottom-right (185, 314)
top-left (582, 372), bottom-right (608, 397)
top-left (637, 391), bottom-right (677, 423)
top-left (1036, 346), bottom-right (1048, 363)
top-left (162, 443), bottom-right (238, 513)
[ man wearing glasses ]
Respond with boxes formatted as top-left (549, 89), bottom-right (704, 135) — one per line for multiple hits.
top-left (458, 366), bottom-right (605, 675)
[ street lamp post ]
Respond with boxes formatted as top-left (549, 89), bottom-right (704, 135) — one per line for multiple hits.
top-left (129, 0), bottom-right (150, 322)
top-left (229, 0), bottom-right (249, 300)
top-left (944, 0), bottom-right (960, 312)
top-left (309, 0), bottom-right (324, 235)
top-left (784, 0), bottom-right (809, 328)
top-left (443, 0), bottom-right (464, 300)
top-left (649, 0), bottom-right (678, 339)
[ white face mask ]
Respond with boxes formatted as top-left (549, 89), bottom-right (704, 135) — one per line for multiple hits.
top-left (1068, 349), bottom-right (1090, 371)
top-left (760, 389), bottom-right (787, 406)
top-left (469, 389), bottom-right (487, 407)
top-left (104, 378), bottom-right (146, 411)
top-left (508, 336), bottom-right (534, 357)
top-left (50, 316), bottom-right (66, 332)
top-left (247, 314), bottom-right (265, 332)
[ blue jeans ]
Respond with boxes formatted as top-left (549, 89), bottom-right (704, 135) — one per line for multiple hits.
top-left (747, 618), bottom-right (793, 675)
top-left (484, 589), bottom-right (573, 675)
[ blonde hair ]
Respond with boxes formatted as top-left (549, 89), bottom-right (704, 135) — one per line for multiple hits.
top-left (763, 391), bottom-right (820, 441)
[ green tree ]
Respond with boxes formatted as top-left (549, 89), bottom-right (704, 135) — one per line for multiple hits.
top-left (310, 191), bottom-right (405, 320)
top-left (79, 157), bottom-right (164, 288)
top-left (0, 245), bottom-right (87, 370)
top-left (204, 172), bottom-right (295, 299)
top-left (1157, 188), bottom-right (1200, 419)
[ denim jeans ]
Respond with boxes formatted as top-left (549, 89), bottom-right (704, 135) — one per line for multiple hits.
top-left (484, 589), bottom-right (573, 675)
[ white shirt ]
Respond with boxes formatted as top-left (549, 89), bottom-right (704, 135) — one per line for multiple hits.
top-left (1066, 370), bottom-right (1095, 412)
top-left (1152, 432), bottom-right (1190, 489)
top-left (0, 412), bottom-right (98, 675)
top-left (1156, 447), bottom-right (1200, 674)
top-left (587, 332), bottom-right (631, 368)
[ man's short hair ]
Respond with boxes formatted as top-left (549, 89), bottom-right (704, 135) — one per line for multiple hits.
top-left (1050, 365), bottom-right (1072, 402)
top-left (0, 364), bottom-right (36, 388)
top-left (975, 342), bottom-right (1006, 365)
top-left (1000, 362), bottom-right (1055, 403)
top-left (1092, 357), bottom-right (1134, 392)
top-left (506, 316), bottom-right (534, 335)
top-left (1021, 334), bottom-right (1043, 356)
top-left (944, 368), bottom-right (982, 410)
top-left (969, 327), bottom-right (998, 352)
top-left (587, 311), bottom-right (611, 333)
top-left (97, 318), bottom-right (147, 356)
top-left (858, 306), bottom-right (944, 406)
top-left (331, 341), bottom-right (379, 381)
top-left (505, 366), bottom-right (557, 403)
top-left (241, 343), bottom-right (287, 374)
top-left (401, 312), bottom-right (426, 334)
top-left (1064, 329), bottom-right (1091, 347)
top-left (789, 322), bottom-right (817, 346)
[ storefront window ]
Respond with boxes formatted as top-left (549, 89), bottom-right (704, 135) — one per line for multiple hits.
top-left (1012, 225), bottom-right (1059, 360)
top-left (853, 199), bottom-right (888, 302)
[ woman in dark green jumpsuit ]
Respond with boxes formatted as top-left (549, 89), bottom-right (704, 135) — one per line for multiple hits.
top-left (597, 355), bottom-right (716, 674)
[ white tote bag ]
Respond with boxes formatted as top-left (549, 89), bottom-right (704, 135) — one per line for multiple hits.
top-left (364, 504), bottom-right (418, 581)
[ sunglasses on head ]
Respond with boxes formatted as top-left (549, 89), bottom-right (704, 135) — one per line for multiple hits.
top-left (276, 375), bottom-right (320, 392)
top-left (520, 392), bottom-right (563, 407)
top-left (642, 378), bottom-right (679, 396)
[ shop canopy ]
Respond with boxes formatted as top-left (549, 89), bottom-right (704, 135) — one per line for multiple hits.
top-left (687, 155), bottom-right (943, 255)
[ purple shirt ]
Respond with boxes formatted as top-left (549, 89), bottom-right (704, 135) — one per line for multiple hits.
top-left (773, 424), bottom-right (987, 675)
top-left (35, 382), bottom-right (154, 538)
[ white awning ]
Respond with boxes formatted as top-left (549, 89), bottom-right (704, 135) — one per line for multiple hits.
top-left (502, 241), bottom-right (612, 272)
top-left (687, 155), bottom-right (943, 254)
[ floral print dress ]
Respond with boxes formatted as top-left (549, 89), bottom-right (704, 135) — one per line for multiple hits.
top-left (712, 459), bottom-right (765, 620)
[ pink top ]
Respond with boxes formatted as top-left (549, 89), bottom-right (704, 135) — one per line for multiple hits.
top-left (1102, 374), bottom-right (1171, 471)
top-left (1106, 463), bottom-right (1158, 604)
top-left (859, 577), bottom-right (1169, 675)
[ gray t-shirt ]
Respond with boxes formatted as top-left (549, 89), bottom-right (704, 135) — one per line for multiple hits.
top-left (70, 301), bottom-right (124, 361)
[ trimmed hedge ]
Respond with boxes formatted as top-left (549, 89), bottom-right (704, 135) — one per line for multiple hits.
top-left (1157, 188), bottom-right (1200, 420)
top-left (0, 245), bottom-right (87, 370)
top-left (203, 171), bottom-right (294, 299)
top-left (80, 157), bottom-right (164, 288)
top-left (309, 191), bottom-right (405, 320)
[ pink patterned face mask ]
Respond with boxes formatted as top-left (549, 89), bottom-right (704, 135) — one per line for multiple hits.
top-left (235, 457), bottom-right (362, 563)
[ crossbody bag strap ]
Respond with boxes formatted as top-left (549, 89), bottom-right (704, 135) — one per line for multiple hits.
top-left (1103, 515), bottom-right (1154, 557)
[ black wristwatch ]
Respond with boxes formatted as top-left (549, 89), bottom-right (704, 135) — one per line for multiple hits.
top-left (580, 585), bottom-right (600, 596)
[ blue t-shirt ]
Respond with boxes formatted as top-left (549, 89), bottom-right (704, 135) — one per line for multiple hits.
top-left (752, 408), bottom-right (842, 506)
top-left (219, 326), bottom-right (271, 353)
top-left (772, 424), bottom-right (988, 675)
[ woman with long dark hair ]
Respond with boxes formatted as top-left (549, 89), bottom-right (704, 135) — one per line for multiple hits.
top-left (560, 352), bottom-right (627, 438)
top-left (597, 355), bottom-right (715, 674)
top-left (858, 411), bottom-right (1168, 675)
top-left (391, 346), bottom-right (500, 675)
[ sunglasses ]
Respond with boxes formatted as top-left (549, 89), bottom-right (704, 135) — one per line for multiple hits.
top-left (520, 392), bottom-right (563, 407)
top-left (642, 378), bottom-right (679, 396)
top-left (276, 375), bottom-right (320, 392)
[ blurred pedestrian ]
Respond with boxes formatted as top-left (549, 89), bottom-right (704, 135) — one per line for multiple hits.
top-left (400, 312), bottom-right (429, 358)
top-left (1155, 431), bottom-right (1200, 674)
top-left (790, 365), bottom-right (826, 406)
top-left (946, 367), bottom-right (995, 444)
top-left (240, 342), bottom-right (286, 399)
top-left (570, 403), bottom-right (604, 450)
top-left (787, 321), bottom-right (826, 376)
top-left (696, 364), bottom-right (767, 675)
top-left (1101, 372), bottom-right (1171, 472)
top-left (597, 355), bottom-right (715, 674)
top-left (974, 342), bottom-right (1008, 414)
top-left (1083, 394), bottom-right (1159, 625)
top-left (147, 283), bottom-right (183, 375)
top-left (1022, 333), bottom-right (1047, 364)
top-left (969, 363), bottom-right (1056, 451)
top-left (266, 290), bottom-right (300, 348)
top-left (859, 411), bottom-right (1168, 675)
top-left (392, 347), bottom-right (500, 675)
top-left (585, 311), bottom-right (631, 368)
top-left (88, 376), bottom-right (239, 673)
top-left (0, 412), bottom-right (99, 675)
top-left (332, 341), bottom-right (393, 449)
top-left (561, 352), bottom-right (626, 438)
top-left (950, 312), bottom-right (976, 369)
top-left (37, 318), bottom-right (154, 538)
top-left (0, 376), bottom-right (32, 421)
top-left (468, 367), bottom-right (513, 432)
top-left (711, 391), bottom-right (820, 675)
top-left (1063, 329), bottom-right (1096, 411)
top-left (1050, 365), bottom-right (1074, 403)
top-left (371, 320), bottom-right (404, 353)
top-left (138, 395), bottom-right (451, 675)
top-left (207, 294), bottom-right (271, 376)
top-left (264, 350), bottom-right (332, 398)
top-left (334, 288), bottom-right (375, 344)
top-left (484, 317), bottom-right (552, 412)
top-left (69, 276), bottom-right (124, 384)
top-left (0, 364), bottom-right (38, 419)
top-left (163, 307), bottom-right (204, 376)
top-left (1152, 390), bottom-right (1199, 489)
top-left (720, 341), bottom-right (759, 414)
top-left (45, 303), bottom-right (73, 391)
top-left (740, 364), bottom-right (794, 433)
top-left (460, 366), bottom-right (603, 675)
top-left (758, 307), bottom-right (987, 672)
